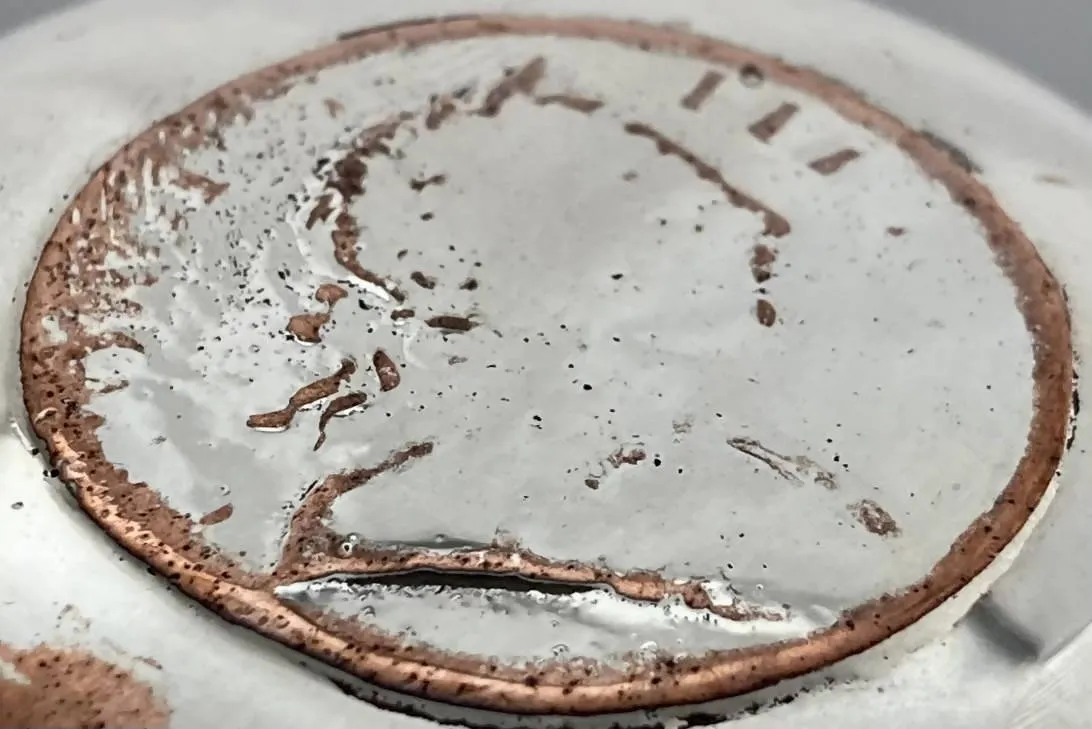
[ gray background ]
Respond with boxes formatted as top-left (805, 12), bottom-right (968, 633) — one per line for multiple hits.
top-left (0, 0), bottom-right (1088, 110)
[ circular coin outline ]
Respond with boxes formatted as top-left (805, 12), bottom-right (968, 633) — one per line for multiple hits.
top-left (19, 14), bottom-right (1073, 716)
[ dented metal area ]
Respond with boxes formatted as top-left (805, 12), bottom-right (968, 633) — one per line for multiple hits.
top-left (4, 1), bottom-right (1092, 728)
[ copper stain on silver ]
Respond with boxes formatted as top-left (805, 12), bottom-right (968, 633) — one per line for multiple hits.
top-left (0, 642), bottom-right (170, 728)
top-left (17, 14), bottom-right (1072, 720)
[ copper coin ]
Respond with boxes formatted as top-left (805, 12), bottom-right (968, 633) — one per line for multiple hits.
top-left (19, 15), bottom-right (1071, 718)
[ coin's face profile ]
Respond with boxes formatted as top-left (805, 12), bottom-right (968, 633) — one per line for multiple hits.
top-left (19, 15), bottom-right (1071, 718)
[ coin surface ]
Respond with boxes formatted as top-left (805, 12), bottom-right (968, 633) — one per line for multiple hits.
top-left (19, 14), bottom-right (1072, 716)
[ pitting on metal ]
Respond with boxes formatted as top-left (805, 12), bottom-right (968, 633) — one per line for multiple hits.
top-left (17, 14), bottom-right (1071, 719)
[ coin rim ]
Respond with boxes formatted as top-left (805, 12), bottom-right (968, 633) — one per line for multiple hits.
top-left (19, 14), bottom-right (1074, 715)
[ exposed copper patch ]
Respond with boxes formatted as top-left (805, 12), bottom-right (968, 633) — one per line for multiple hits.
top-left (279, 577), bottom-right (780, 699)
top-left (305, 193), bottom-right (335, 229)
top-left (748, 102), bottom-right (799, 142)
top-left (372, 349), bottom-right (401, 392)
top-left (19, 15), bottom-right (1072, 717)
top-left (750, 243), bottom-right (778, 283)
top-left (175, 169), bottom-right (229, 203)
top-left (425, 314), bottom-right (478, 332)
top-left (246, 358), bottom-right (356, 430)
top-left (535, 94), bottom-right (605, 114)
top-left (287, 284), bottom-right (348, 344)
top-left (320, 119), bottom-right (411, 302)
top-left (920, 129), bottom-right (980, 173)
top-left (425, 95), bottom-right (458, 130)
top-left (97, 380), bottom-right (129, 396)
top-left (278, 543), bottom-right (785, 633)
top-left (278, 442), bottom-right (436, 568)
top-left (729, 438), bottom-right (793, 479)
top-left (274, 441), bottom-right (785, 625)
top-left (477, 56), bottom-right (547, 117)
top-left (0, 643), bottom-right (169, 728)
top-left (199, 503), bottom-right (234, 526)
top-left (728, 437), bottom-right (837, 489)
top-left (808, 148), bottom-right (861, 175)
top-left (607, 448), bottom-right (647, 467)
top-left (624, 122), bottom-right (791, 237)
top-left (285, 312), bottom-right (330, 344)
top-left (755, 298), bottom-right (778, 327)
top-left (315, 283), bottom-right (347, 305)
top-left (680, 70), bottom-right (725, 111)
top-left (409, 173), bottom-right (447, 191)
top-left (410, 271), bottom-right (437, 289)
top-left (584, 448), bottom-right (648, 490)
top-left (331, 212), bottom-right (406, 302)
top-left (850, 499), bottom-right (901, 537)
top-left (313, 392), bottom-right (369, 451)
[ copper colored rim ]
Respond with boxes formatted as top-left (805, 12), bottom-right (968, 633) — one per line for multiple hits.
top-left (19, 15), bottom-right (1073, 715)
